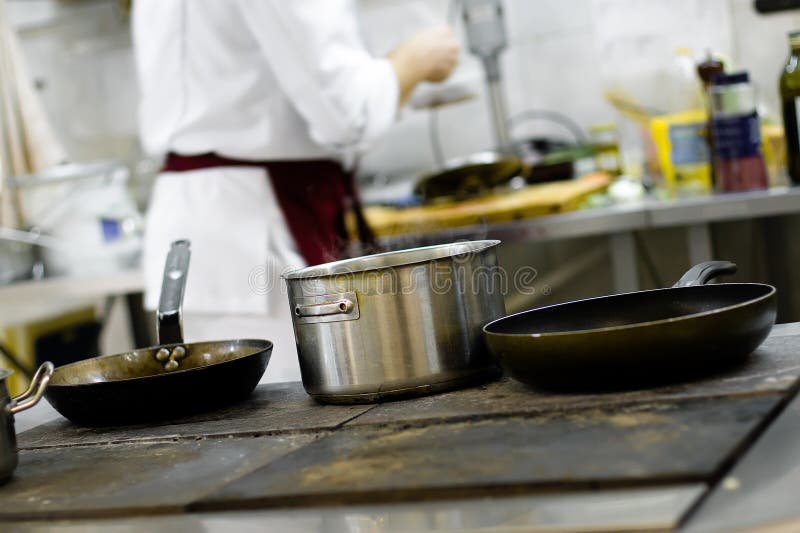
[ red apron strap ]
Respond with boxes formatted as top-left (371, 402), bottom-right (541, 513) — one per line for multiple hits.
top-left (341, 166), bottom-right (378, 255)
top-left (162, 152), bottom-right (375, 265)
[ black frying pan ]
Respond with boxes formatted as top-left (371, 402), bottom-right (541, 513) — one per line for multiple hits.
top-left (45, 240), bottom-right (272, 426)
top-left (483, 261), bottom-right (777, 390)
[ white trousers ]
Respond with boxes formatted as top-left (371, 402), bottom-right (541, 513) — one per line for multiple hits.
top-left (183, 312), bottom-right (300, 384)
top-left (144, 167), bottom-right (305, 384)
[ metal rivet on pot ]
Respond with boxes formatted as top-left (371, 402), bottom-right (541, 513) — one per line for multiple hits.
top-left (164, 360), bottom-right (180, 372)
top-left (171, 346), bottom-right (187, 360)
top-left (156, 348), bottom-right (170, 362)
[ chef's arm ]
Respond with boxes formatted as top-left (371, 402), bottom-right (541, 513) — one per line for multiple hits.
top-left (238, 0), bottom-right (458, 150)
top-left (388, 26), bottom-right (460, 107)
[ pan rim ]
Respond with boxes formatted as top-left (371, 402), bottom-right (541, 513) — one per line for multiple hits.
top-left (282, 239), bottom-right (501, 280)
top-left (482, 282), bottom-right (776, 338)
top-left (47, 338), bottom-right (273, 388)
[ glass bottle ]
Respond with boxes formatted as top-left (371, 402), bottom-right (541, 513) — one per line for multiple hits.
top-left (697, 51), bottom-right (725, 189)
top-left (589, 123), bottom-right (621, 176)
top-left (780, 31), bottom-right (800, 184)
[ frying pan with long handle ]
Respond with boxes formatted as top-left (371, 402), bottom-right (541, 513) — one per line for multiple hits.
top-left (483, 261), bottom-right (777, 390)
top-left (45, 240), bottom-right (272, 426)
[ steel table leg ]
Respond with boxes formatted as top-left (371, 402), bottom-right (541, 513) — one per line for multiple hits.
top-left (610, 232), bottom-right (638, 293)
top-left (125, 292), bottom-right (152, 348)
top-left (687, 223), bottom-right (713, 264)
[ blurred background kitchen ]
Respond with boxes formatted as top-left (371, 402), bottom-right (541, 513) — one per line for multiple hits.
top-left (2, 0), bottom-right (800, 415)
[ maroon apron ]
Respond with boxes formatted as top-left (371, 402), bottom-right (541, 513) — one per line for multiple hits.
top-left (162, 152), bottom-right (375, 266)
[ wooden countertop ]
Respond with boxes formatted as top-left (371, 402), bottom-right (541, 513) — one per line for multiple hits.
top-left (3, 327), bottom-right (800, 530)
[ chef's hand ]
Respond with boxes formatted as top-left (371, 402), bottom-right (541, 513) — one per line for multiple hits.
top-left (388, 26), bottom-right (460, 105)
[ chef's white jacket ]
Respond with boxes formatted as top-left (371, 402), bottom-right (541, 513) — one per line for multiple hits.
top-left (133, 0), bottom-right (399, 379)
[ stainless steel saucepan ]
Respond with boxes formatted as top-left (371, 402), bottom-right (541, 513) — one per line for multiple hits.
top-left (283, 240), bottom-right (506, 403)
top-left (1, 362), bottom-right (53, 485)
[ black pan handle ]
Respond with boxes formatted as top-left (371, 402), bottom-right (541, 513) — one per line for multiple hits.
top-left (157, 239), bottom-right (191, 345)
top-left (673, 261), bottom-right (738, 288)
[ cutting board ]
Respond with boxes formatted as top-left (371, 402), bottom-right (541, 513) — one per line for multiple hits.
top-left (350, 172), bottom-right (611, 238)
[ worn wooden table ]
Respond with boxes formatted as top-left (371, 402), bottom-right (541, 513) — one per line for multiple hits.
top-left (4, 325), bottom-right (800, 532)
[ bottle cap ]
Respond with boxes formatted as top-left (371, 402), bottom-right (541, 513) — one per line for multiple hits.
top-left (711, 71), bottom-right (749, 86)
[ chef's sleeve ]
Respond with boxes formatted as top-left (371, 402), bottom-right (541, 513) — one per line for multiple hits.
top-left (237, 0), bottom-right (399, 151)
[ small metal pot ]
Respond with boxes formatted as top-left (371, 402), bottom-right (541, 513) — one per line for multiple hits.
top-left (1, 363), bottom-right (54, 485)
top-left (283, 240), bottom-right (505, 403)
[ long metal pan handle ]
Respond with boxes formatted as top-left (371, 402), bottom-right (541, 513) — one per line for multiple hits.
top-left (8, 362), bottom-right (54, 415)
top-left (158, 239), bottom-right (191, 345)
top-left (673, 261), bottom-right (738, 288)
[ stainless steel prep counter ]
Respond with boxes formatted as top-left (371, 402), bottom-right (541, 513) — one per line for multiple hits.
top-left (380, 186), bottom-right (800, 294)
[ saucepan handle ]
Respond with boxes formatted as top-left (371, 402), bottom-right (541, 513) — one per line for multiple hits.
top-left (158, 239), bottom-right (191, 345)
top-left (673, 261), bottom-right (738, 288)
top-left (292, 292), bottom-right (360, 325)
top-left (295, 299), bottom-right (355, 318)
top-left (8, 362), bottom-right (54, 415)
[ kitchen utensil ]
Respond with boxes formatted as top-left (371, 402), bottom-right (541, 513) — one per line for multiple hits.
top-left (1, 362), bottom-right (53, 485)
top-left (0, 239), bottom-right (34, 285)
top-left (283, 240), bottom-right (506, 404)
top-left (508, 109), bottom-right (591, 184)
top-left (483, 261), bottom-right (776, 390)
top-left (414, 151), bottom-right (522, 203)
top-left (8, 160), bottom-right (143, 278)
top-left (409, 81), bottom-right (477, 110)
top-left (0, 227), bottom-right (73, 284)
top-left (44, 240), bottom-right (271, 426)
top-left (462, 0), bottom-right (511, 153)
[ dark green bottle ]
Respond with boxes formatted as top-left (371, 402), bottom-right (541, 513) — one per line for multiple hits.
top-left (780, 31), bottom-right (800, 184)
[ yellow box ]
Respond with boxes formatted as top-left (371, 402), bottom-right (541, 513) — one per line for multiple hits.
top-left (0, 306), bottom-right (95, 396)
top-left (650, 109), bottom-right (713, 195)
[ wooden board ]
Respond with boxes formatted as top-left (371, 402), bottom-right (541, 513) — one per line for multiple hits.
top-left (195, 396), bottom-right (780, 511)
top-left (354, 173), bottom-right (612, 237)
top-left (0, 433), bottom-right (317, 520)
top-left (19, 382), bottom-right (370, 450)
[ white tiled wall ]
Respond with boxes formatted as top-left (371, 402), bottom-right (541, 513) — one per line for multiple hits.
top-left (7, 0), bottom-right (800, 179)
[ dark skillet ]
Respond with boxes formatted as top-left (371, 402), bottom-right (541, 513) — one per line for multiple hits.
top-left (483, 261), bottom-right (776, 390)
top-left (45, 240), bottom-right (272, 426)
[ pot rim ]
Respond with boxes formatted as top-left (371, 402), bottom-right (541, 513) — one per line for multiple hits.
top-left (282, 240), bottom-right (501, 280)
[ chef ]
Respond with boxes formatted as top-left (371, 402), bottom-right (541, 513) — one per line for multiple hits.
top-left (133, 1), bottom-right (460, 382)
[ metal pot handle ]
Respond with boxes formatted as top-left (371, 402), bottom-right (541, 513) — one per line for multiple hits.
top-left (292, 292), bottom-right (360, 325)
top-left (9, 362), bottom-right (54, 415)
top-left (673, 261), bottom-right (738, 288)
top-left (295, 299), bottom-right (355, 318)
top-left (157, 239), bottom-right (191, 345)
